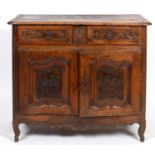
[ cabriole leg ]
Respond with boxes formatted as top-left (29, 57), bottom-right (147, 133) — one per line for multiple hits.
top-left (138, 120), bottom-right (146, 142)
top-left (13, 120), bottom-right (20, 142)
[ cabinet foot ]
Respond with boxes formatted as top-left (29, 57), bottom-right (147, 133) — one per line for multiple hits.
top-left (13, 120), bottom-right (20, 142)
top-left (138, 121), bottom-right (146, 142)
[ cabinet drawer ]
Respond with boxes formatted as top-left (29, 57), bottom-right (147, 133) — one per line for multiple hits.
top-left (18, 26), bottom-right (73, 44)
top-left (87, 26), bottom-right (141, 45)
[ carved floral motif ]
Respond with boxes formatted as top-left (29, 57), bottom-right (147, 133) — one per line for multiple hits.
top-left (23, 29), bottom-right (67, 41)
top-left (36, 65), bottom-right (62, 99)
top-left (93, 29), bottom-right (138, 40)
top-left (90, 59), bottom-right (131, 109)
top-left (97, 65), bottom-right (124, 100)
top-left (28, 56), bottom-right (70, 107)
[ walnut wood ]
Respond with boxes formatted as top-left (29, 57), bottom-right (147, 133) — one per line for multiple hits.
top-left (8, 14), bottom-right (151, 25)
top-left (18, 49), bottom-right (78, 115)
top-left (87, 26), bottom-right (141, 44)
top-left (79, 49), bottom-right (141, 117)
top-left (18, 26), bottom-right (73, 44)
top-left (15, 114), bottom-right (140, 128)
top-left (8, 14), bottom-right (151, 142)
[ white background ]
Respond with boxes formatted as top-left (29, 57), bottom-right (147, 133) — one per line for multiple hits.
top-left (0, 0), bottom-right (155, 154)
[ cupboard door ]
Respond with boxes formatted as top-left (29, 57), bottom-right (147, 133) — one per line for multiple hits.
top-left (79, 47), bottom-right (141, 117)
top-left (18, 48), bottom-right (78, 115)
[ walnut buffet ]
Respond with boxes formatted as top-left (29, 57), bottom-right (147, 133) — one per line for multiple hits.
top-left (8, 14), bottom-right (151, 142)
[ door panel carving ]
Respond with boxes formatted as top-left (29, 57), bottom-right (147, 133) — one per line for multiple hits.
top-left (19, 50), bottom-right (78, 115)
top-left (90, 59), bottom-right (131, 109)
top-left (80, 49), bottom-right (141, 117)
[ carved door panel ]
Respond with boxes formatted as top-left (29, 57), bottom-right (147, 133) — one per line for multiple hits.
top-left (18, 49), bottom-right (78, 115)
top-left (79, 47), bottom-right (141, 117)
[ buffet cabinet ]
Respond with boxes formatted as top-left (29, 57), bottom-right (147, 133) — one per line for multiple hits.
top-left (8, 14), bottom-right (151, 142)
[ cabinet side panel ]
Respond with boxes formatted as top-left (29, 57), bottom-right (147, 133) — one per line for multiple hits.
top-left (13, 25), bottom-right (19, 119)
top-left (140, 26), bottom-right (147, 121)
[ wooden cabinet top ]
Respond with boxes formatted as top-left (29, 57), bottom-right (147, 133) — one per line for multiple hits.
top-left (8, 14), bottom-right (151, 26)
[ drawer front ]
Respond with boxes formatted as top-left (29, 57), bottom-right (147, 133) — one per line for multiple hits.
top-left (87, 26), bottom-right (141, 45)
top-left (18, 26), bottom-right (73, 44)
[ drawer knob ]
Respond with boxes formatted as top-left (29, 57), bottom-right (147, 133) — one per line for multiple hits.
top-left (104, 30), bottom-right (114, 40)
